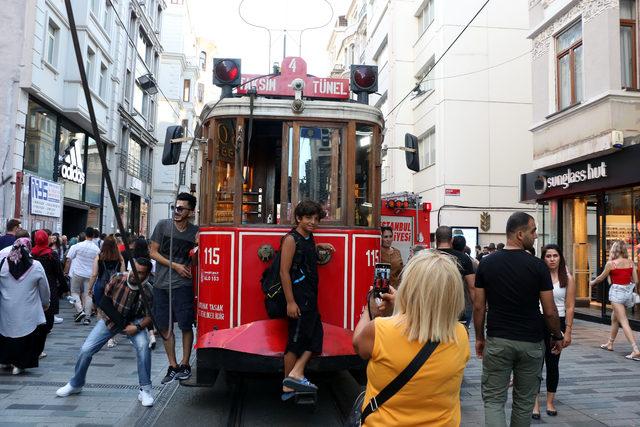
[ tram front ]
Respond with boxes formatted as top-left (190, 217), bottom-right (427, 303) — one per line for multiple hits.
top-left (182, 57), bottom-right (384, 385)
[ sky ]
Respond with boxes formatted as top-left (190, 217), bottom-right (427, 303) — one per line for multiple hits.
top-left (191, 0), bottom-right (350, 77)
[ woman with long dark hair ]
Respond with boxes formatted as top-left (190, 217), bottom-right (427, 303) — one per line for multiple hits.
top-left (532, 244), bottom-right (575, 419)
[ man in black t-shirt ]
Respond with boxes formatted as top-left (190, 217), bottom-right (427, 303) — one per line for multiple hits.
top-left (474, 212), bottom-right (563, 426)
top-left (434, 226), bottom-right (475, 327)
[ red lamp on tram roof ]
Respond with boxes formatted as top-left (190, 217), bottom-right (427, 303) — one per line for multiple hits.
top-left (350, 65), bottom-right (378, 105)
top-left (213, 58), bottom-right (242, 99)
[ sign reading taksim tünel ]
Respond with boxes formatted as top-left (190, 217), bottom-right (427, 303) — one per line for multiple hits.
top-left (236, 57), bottom-right (350, 99)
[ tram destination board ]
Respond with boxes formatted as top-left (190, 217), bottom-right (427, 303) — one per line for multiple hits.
top-left (237, 57), bottom-right (350, 99)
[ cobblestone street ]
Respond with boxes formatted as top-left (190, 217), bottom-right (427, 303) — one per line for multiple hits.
top-left (1, 302), bottom-right (639, 426)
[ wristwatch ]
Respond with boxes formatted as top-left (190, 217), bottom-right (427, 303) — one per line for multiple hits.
top-left (551, 331), bottom-right (564, 341)
top-left (136, 324), bottom-right (143, 332)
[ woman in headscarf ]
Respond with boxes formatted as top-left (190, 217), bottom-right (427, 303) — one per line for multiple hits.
top-left (0, 238), bottom-right (50, 375)
top-left (31, 229), bottom-right (67, 339)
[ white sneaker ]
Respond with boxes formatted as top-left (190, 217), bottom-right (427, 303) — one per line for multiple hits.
top-left (138, 388), bottom-right (154, 407)
top-left (54, 316), bottom-right (63, 324)
top-left (56, 383), bottom-right (82, 397)
top-left (12, 367), bottom-right (24, 375)
top-left (107, 338), bottom-right (117, 348)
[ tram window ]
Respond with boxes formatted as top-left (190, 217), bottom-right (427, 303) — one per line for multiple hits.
top-left (213, 119), bottom-right (235, 223)
top-left (242, 120), bottom-right (283, 224)
top-left (355, 124), bottom-right (373, 227)
top-left (297, 126), bottom-right (343, 222)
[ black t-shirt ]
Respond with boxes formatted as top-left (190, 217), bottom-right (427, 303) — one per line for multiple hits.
top-left (288, 229), bottom-right (319, 313)
top-left (436, 248), bottom-right (474, 314)
top-left (475, 249), bottom-right (553, 343)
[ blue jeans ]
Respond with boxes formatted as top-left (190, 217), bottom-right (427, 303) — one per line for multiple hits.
top-left (69, 319), bottom-right (151, 389)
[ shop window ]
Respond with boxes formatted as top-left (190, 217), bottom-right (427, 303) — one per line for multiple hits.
top-left (556, 20), bottom-right (583, 110)
top-left (620, 0), bottom-right (637, 89)
top-left (59, 125), bottom-right (86, 201)
top-left (24, 100), bottom-right (57, 180)
top-left (85, 138), bottom-right (102, 205)
top-left (355, 124), bottom-right (373, 226)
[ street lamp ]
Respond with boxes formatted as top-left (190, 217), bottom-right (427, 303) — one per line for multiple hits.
top-left (136, 73), bottom-right (158, 95)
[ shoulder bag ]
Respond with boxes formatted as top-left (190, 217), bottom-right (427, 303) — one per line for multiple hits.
top-left (344, 340), bottom-right (440, 426)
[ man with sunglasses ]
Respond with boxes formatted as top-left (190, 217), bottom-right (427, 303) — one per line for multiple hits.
top-left (149, 192), bottom-right (198, 384)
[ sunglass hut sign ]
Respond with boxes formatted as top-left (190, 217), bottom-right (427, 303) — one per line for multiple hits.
top-left (534, 161), bottom-right (607, 195)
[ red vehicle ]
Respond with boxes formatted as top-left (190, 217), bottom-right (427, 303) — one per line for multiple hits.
top-left (181, 57), bottom-right (387, 385)
top-left (380, 193), bottom-right (432, 261)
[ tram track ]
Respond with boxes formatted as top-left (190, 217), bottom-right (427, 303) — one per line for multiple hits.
top-left (223, 370), bottom-right (360, 427)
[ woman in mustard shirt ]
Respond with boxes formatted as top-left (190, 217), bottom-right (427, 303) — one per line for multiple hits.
top-left (353, 250), bottom-right (470, 426)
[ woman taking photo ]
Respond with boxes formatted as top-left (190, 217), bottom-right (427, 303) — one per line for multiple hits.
top-left (0, 238), bottom-right (50, 375)
top-left (380, 226), bottom-right (403, 289)
top-left (353, 250), bottom-right (470, 426)
top-left (532, 244), bottom-right (575, 419)
top-left (591, 240), bottom-right (640, 360)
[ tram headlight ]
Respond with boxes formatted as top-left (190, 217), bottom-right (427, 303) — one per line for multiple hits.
top-left (350, 65), bottom-right (378, 105)
top-left (213, 58), bottom-right (242, 99)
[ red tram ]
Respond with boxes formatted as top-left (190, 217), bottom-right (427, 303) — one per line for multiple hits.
top-left (185, 57), bottom-right (389, 385)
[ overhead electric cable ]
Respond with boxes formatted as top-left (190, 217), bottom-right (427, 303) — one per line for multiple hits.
top-left (385, 0), bottom-right (491, 119)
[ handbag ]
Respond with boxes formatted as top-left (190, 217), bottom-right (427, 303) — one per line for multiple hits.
top-left (344, 340), bottom-right (440, 426)
top-left (633, 292), bottom-right (640, 305)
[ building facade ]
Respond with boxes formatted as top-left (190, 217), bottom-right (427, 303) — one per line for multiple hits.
top-left (0, 0), bottom-right (164, 238)
top-left (328, 0), bottom-right (535, 252)
top-left (523, 0), bottom-right (640, 325)
top-left (152, 0), bottom-right (216, 231)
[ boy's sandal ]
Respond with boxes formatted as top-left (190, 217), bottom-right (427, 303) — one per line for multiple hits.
top-left (282, 376), bottom-right (318, 392)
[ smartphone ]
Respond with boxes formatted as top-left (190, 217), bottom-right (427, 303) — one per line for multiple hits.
top-left (373, 262), bottom-right (391, 298)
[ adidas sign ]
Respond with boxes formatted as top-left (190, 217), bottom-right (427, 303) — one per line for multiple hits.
top-left (59, 140), bottom-right (86, 184)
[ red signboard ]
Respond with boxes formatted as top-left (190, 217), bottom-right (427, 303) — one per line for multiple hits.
top-left (236, 57), bottom-right (350, 99)
top-left (445, 188), bottom-right (461, 196)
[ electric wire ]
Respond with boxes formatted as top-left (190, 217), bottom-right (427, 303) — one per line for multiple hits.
top-left (384, 0), bottom-right (491, 120)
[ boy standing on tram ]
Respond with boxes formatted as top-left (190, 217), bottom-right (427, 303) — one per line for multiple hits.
top-left (280, 200), bottom-right (335, 399)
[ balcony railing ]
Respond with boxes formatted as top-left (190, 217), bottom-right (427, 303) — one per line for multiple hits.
top-left (119, 152), bottom-right (152, 183)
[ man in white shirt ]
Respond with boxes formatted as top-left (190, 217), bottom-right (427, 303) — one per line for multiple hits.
top-left (65, 227), bottom-right (100, 324)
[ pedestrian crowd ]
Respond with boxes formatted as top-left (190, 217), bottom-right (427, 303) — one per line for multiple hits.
top-left (0, 193), bottom-right (199, 408)
top-left (347, 211), bottom-right (638, 426)
top-left (2, 199), bottom-right (639, 421)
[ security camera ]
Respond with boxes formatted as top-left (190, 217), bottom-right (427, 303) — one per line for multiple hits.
top-left (291, 78), bottom-right (305, 91)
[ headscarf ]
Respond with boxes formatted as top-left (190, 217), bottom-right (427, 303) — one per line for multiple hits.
top-left (7, 237), bottom-right (34, 280)
top-left (31, 229), bottom-right (53, 257)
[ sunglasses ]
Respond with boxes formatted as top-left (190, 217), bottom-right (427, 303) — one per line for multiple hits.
top-left (173, 206), bottom-right (191, 213)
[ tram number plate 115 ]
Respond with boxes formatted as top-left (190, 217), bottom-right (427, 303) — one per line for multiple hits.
top-left (203, 247), bottom-right (220, 265)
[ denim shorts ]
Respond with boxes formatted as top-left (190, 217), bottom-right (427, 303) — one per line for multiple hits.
top-left (152, 286), bottom-right (195, 332)
top-left (609, 284), bottom-right (636, 308)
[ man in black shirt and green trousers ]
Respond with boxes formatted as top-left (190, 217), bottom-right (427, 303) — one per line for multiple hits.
top-left (474, 212), bottom-right (563, 426)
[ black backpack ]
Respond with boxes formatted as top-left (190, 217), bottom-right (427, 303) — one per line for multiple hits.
top-left (260, 231), bottom-right (305, 318)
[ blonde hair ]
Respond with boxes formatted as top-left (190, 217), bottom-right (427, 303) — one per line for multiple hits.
top-left (609, 240), bottom-right (629, 261)
top-left (393, 250), bottom-right (465, 344)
